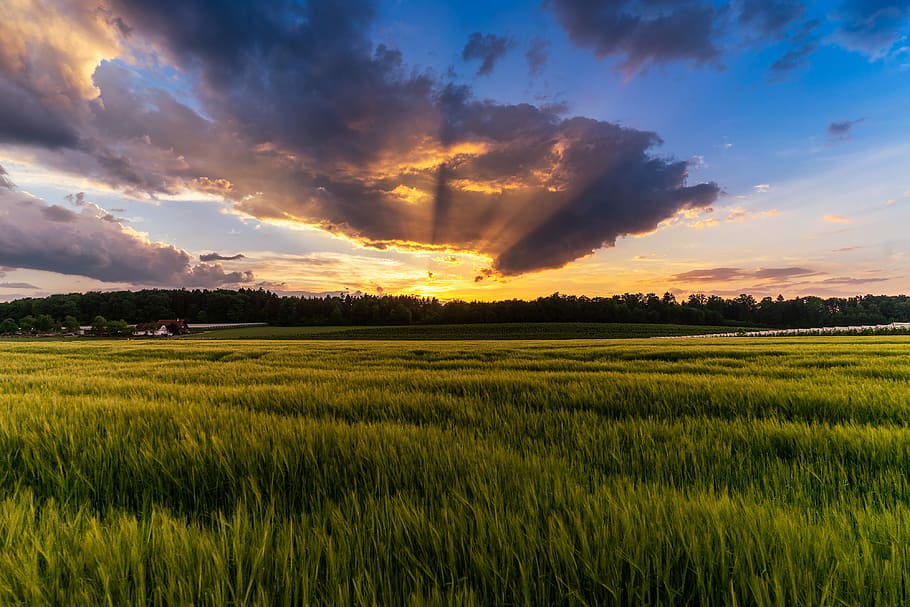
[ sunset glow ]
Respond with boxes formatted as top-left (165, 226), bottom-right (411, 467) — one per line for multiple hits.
top-left (1, 0), bottom-right (909, 300)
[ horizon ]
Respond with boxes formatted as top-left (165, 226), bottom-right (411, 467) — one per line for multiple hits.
top-left (1, 1), bottom-right (908, 301)
top-left (3, 285), bottom-right (909, 306)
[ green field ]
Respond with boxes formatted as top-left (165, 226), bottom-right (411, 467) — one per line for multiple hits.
top-left (189, 322), bottom-right (751, 340)
top-left (1, 337), bottom-right (910, 604)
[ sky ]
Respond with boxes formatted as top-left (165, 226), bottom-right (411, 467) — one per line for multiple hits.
top-left (1, 0), bottom-right (909, 302)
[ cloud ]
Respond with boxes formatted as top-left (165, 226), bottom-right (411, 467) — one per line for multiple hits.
top-left (526, 38), bottom-right (550, 76)
top-left (738, 0), bottom-right (806, 37)
top-left (546, 0), bottom-right (720, 74)
top-left (0, 77), bottom-right (82, 148)
top-left (753, 267), bottom-right (816, 279)
top-left (0, 170), bottom-right (252, 287)
top-left (818, 276), bottom-right (889, 285)
top-left (0, 165), bottom-right (13, 190)
top-left (199, 252), bottom-right (245, 262)
top-left (0, 282), bottom-right (40, 290)
top-left (548, 1), bottom-right (905, 79)
top-left (1, 0), bottom-right (719, 278)
top-left (462, 32), bottom-right (512, 76)
top-left (724, 207), bottom-right (773, 222)
top-left (65, 192), bottom-right (88, 206)
top-left (0, 1), bottom-right (123, 148)
top-left (832, 0), bottom-right (910, 57)
top-left (823, 214), bottom-right (851, 223)
top-left (673, 266), bottom-right (815, 281)
top-left (753, 183), bottom-right (771, 193)
top-left (827, 117), bottom-right (865, 142)
top-left (763, 1), bottom-right (910, 77)
top-left (767, 19), bottom-right (821, 77)
top-left (769, 40), bottom-right (818, 76)
top-left (673, 267), bottom-right (749, 281)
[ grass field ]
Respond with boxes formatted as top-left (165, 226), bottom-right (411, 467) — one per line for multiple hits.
top-left (0, 337), bottom-right (909, 604)
top-left (189, 322), bottom-right (752, 340)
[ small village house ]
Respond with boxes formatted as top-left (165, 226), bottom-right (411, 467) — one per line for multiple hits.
top-left (133, 319), bottom-right (189, 337)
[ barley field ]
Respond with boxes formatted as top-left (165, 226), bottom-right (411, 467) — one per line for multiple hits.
top-left (0, 337), bottom-right (909, 605)
top-left (189, 322), bottom-right (750, 340)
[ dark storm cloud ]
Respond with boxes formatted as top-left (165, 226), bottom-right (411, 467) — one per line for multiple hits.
top-left (103, 0), bottom-right (436, 170)
top-left (86, 0), bottom-right (720, 274)
top-left (0, 174), bottom-right (252, 287)
top-left (200, 252), bottom-right (245, 262)
top-left (545, 0), bottom-right (721, 73)
top-left (526, 38), bottom-right (551, 76)
top-left (462, 32), bottom-right (512, 76)
top-left (1, 0), bottom-right (720, 277)
top-left (0, 77), bottom-right (81, 148)
top-left (827, 118), bottom-right (865, 141)
top-left (482, 116), bottom-right (720, 274)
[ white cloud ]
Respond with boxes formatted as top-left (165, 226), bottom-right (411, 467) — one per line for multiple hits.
top-left (0, 175), bottom-right (253, 287)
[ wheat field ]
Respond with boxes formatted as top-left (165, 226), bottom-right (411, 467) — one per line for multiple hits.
top-left (0, 337), bottom-right (909, 605)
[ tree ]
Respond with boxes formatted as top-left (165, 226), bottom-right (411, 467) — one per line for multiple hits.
top-left (63, 315), bottom-right (80, 334)
top-left (106, 319), bottom-right (130, 336)
top-left (390, 303), bottom-right (412, 325)
top-left (0, 318), bottom-right (17, 334)
top-left (34, 314), bottom-right (55, 332)
top-left (91, 315), bottom-right (108, 334)
top-left (18, 315), bottom-right (36, 333)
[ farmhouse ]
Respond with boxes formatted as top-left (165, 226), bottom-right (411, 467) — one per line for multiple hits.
top-left (133, 319), bottom-right (189, 337)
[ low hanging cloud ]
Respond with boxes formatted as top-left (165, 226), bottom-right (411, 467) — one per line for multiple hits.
top-left (462, 33), bottom-right (512, 76)
top-left (0, 169), bottom-right (252, 287)
top-left (819, 276), bottom-right (889, 286)
top-left (0, 282), bottom-right (41, 290)
top-left (673, 267), bottom-right (816, 282)
top-left (199, 252), bottom-right (245, 262)
top-left (0, 0), bottom-right (720, 278)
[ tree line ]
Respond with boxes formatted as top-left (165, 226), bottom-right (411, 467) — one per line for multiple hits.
top-left (2, 289), bottom-right (910, 332)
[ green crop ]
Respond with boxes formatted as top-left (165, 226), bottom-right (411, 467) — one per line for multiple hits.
top-left (187, 322), bottom-right (751, 340)
top-left (0, 337), bottom-right (908, 605)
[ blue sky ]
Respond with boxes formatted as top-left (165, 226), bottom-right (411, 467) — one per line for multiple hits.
top-left (0, 0), bottom-right (909, 300)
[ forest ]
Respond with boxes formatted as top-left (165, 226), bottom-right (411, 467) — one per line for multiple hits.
top-left (3, 288), bottom-right (910, 330)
